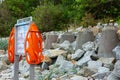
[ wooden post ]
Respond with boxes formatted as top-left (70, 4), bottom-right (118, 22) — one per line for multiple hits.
top-left (30, 65), bottom-right (35, 80)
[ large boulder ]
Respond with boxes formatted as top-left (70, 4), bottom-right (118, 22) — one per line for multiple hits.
top-left (113, 45), bottom-right (120, 60)
top-left (98, 29), bottom-right (119, 58)
top-left (59, 32), bottom-right (75, 43)
top-left (75, 30), bottom-right (94, 50)
top-left (44, 34), bottom-right (58, 49)
top-left (71, 49), bottom-right (84, 60)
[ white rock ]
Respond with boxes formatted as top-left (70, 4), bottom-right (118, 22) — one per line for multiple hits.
top-left (70, 75), bottom-right (87, 80)
top-left (59, 60), bottom-right (74, 72)
top-left (98, 67), bottom-right (110, 73)
top-left (71, 41), bottom-right (76, 50)
top-left (44, 49), bottom-right (67, 58)
top-left (87, 61), bottom-right (102, 69)
top-left (82, 41), bottom-right (95, 51)
top-left (71, 49), bottom-right (84, 60)
top-left (77, 51), bottom-right (95, 66)
top-left (55, 55), bottom-right (66, 66)
top-left (59, 40), bottom-right (71, 50)
top-left (112, 45), bottom-right (120, 59)
top-left (19, 60), bottom-right (30, 74)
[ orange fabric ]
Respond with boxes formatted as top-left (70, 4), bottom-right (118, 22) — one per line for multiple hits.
top-left (8, 28), bottom-right (22, 63)
top-left (24, 23), bottom-right (44, 64)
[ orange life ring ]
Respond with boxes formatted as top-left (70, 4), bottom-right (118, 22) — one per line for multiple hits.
top-left (8, 28), bottom-right (22, 63)
top-left (24, 23), bottom-right (44, 64)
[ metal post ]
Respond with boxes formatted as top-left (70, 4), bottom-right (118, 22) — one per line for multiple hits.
top-left (14, 26), bottom-right (19, 80)
top-left (30, 65), bottom-right (35, 80)
top-left (14, 55), bottom-right (19, 80)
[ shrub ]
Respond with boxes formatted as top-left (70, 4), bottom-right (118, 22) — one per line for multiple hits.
top-left (32, 3), bottom-right (66, 32)
top-left (0, 38), bottom-right (8, 51)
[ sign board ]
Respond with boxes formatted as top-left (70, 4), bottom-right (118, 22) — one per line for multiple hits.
top-left (15, 16), bottom-right (32, 55)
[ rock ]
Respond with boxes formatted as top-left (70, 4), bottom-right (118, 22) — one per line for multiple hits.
top-left (67, 54), bottom-right (71, 60)
top-left (70, 75), bottom-right (87, 80)
top-left (77, 51), bottom-right (95, 66)
top-left (71, 41), bottom-right (76, 50)
top-left (112, 45), bottom-right (120, 60)
top-left (0, 50), bottom-right (5, 54)
top-left (44, 34), bottom-right (58, 49)
top-left (59, 60), bottom-right (74, 72)
top-left (98, 57), bottom-right (115, 65)
top-left (59, 40), bottom-right (71, 50)
top-left (44, 56), bottom-right (52, 64)
top-left (19, 60), bottom-right (29, 74)
top-left (55, 55), bottom-right (66, 66)
top-left (112, 60), bottom-right (120, 77)
top-left (44, 49), bottom-right (67, 58)
top-left (98, 67), bottom-right (110, 73)
top-left (107, 73), bottom-right (120, 80)
top-left (41, 62), bottom-right (49, 70)
top-left (98, 29), bottom-right (119, 58)
top-left (75, 30), bottom-right (94, 50)
top-left (59, 32), bottom-right (75, 43)
top-left (82, 41), bottom-right (95, 51)
top-left (71, 49), bottom-right (84, 60)
top-left (87, 61), bottom-right (102, 69)
top-left (0, 61), bottom-right (8, 71)
top-left (83, 67), bottom-right (97, 77)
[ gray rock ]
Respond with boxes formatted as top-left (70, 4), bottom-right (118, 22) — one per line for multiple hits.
top-left (44, 34), bottom-right (58, 49)
top-left (112, 45), bottom-right (120, 60)
top-left (75, 30), bottom-right (94, 50)
top-left (70, 75), bottom-right (87, 80)
top-left (82, 41), bottom-right (95, 51)
top-left (98, 29), bottom-right (119, 58)
top-left (77, 51), bottom-right (95, 66)
top-left (41, 62), bottom-right (49, 70)
top-left (87, 61), bottom-right (102, 69)
top-left (112, 60), bottom-right (120, 77)
top-left (59, 32), bottom-right (75, 43)
top-left (59, 40), bottom-right (71, 50)
top-left (55, 55), bottom-right (66, 66)
top-left (59, 60), bottom-right (74, 72)
top-left (107, 73), bottom-right (120, 80)
top-left (44, 49), bottom-right (67, 58)
top-left (71, 49), bottom-right (84, 60)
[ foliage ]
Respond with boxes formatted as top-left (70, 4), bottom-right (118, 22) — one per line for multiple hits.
top-left (80, 13), bottom-right (97, 27)
top-left (32, 3), bottom-right (67, 32)
top-left (0, 2), bottom-right (14, 37)
top-left (0, 38), bottom-right (8, 51)
top-left (0, 0), bottom-right (120, 36)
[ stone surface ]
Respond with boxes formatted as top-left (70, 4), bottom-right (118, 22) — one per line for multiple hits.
top-left (44, 55), bottom-right (52, 64)
top-left (70, 75), bottom-right (87, 80)
top-left (98, 29), bottom-right (119, 58)
top-left (59, 40), bottom-right (71, 50)
top-left (87, 61), bottom-right (102, 69)
top-left (98, 57), bottom-right (115, 65)
top-left (59, 32), bottom-right (75, 43)
top-left (77, 51), bottom-right (95, 66)
top-left (44, 49), bottom-right (67, 58)
top-left (82, 41), bottom-right (95, 51)
top-left (71, 49), bottom-right (84, 60)
top-left (41, 62), bottom-right (49, 70)
top-left (112, 45), bottom-right (120, 60)
top-left (0, 50), bottom-right (5, 54)
top-left (83, 67), bottom-right (97, 77)
top-left (44, 34), bottom-right (58, 49)
top-left (75, 30), bottom-right (94, 50)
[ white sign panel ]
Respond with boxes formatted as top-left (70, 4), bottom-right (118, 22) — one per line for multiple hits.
top-left (15, 17), bottom-right (32, 55)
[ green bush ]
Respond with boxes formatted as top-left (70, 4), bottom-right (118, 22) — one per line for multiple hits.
top-left (0, 38), bottom-right (8, 51)
top-left (32, 3), bottom-right (67, 32)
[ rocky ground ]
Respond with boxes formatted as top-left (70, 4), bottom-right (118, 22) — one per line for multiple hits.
top-left (1, 23), bottom-right (120, 80)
